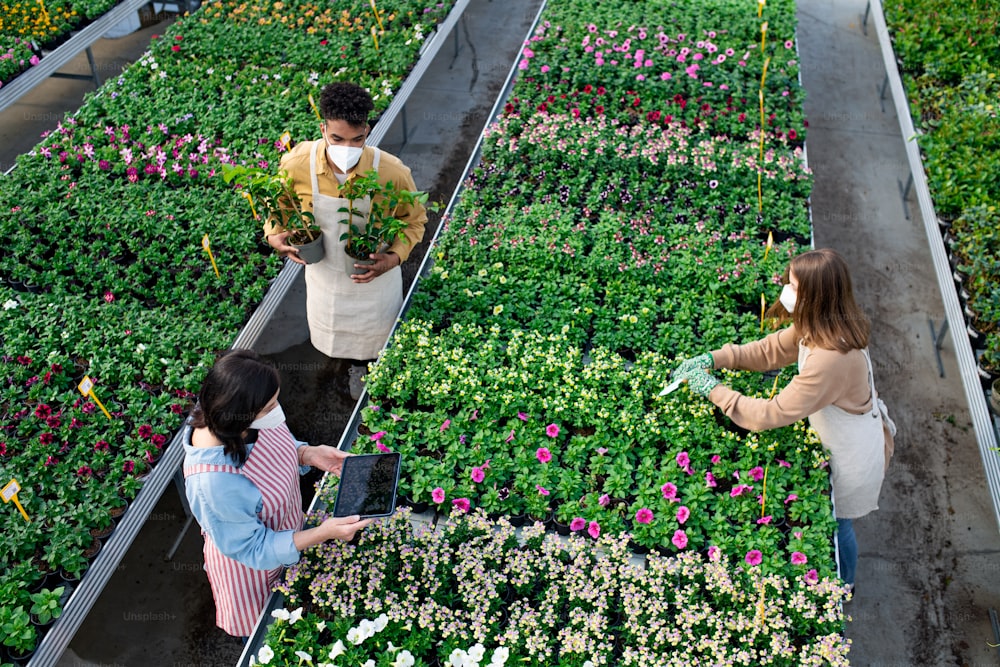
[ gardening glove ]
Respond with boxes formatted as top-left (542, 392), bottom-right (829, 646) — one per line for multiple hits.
top-left (680, 367), bottom-right (720, 397)
top-left (670, 353), bottom-right (714, 381)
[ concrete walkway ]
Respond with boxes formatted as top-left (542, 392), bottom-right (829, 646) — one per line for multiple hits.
top-left (797, 1), bottom-right (1000, 664)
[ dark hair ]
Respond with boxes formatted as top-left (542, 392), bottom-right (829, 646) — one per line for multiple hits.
top-left (190, 349), bottom-right (280, 466)
top-left (766, 248), bottom-right (869, 352)
top-left (319, 82), bottom-right (374, 126)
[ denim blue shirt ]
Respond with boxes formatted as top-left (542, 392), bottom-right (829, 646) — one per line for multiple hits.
top-left (183, 428), bottom-right (310, 570)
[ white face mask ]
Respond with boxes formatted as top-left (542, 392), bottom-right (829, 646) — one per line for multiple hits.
top-left (326, 144), bottom-right (363, 172)
top-left (249, 404), bottom-right (285, 431)
top-left (779, 284), bottom-right (797, 314)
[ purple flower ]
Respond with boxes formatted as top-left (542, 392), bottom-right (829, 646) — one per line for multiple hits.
top-left (676, 506), bottom-right (690, 524)
top-left (570, 517), bottom-right (586, 531)
top-left (745, 550), bottom-right (763, 566)
top-left (635, 508), bottom-right (653, 524)
top-left (672, 530), bottom-right (688, 549)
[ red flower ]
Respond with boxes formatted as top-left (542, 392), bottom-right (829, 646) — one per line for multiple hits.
top-left (170, 404), bottom-right (184, 415)
top-left (320, 39), bottom-right (328, 45)
top-left (596, 86), bottom-right (606, 95)
top-left (788, 129), bottom-right (798, 140)
top-left (94, 440), bottom-right (109, 451)
top-left (504, 103), bottom-right (514, 113)
top-left (34, 404), bottom-right (52, 419)
top-left (45, 455), bottom-right (57, 466)
top-left (151, 434), bottom-right (167, 448)
top-left (171, 45), bottom-right (181, 52)
top-left (583, 84), bottom-right (593, 93)
top-left (632, 97), bottom-right (641, 107)
top-left (646, 110), bottom-right (661, 122)
top-left (738, 112), bottom-right (746, 122)
top-left (138, 424), bottom-right (153, 439)
top-left (123, 460), bottom-right (135, 473)
top-left (46, 416), bottom-right (61, 429)
top-left (17, 355), bottom-right (31, 365)
top-left (76, 465), bottom-right (93, 477)
top-left (0, 442), bottom-right (6, 456)
top-left (595, 105), bottom-right (604, 114)
top-left (39, 432), bottom-right (55, 445)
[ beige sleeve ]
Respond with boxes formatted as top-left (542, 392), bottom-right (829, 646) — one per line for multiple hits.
top-left (710, 324), bottom-right (800, 372)
top-left (708, 345), bottom-right (852, 432)
top-left (383, 163), bottom-right (427, 262)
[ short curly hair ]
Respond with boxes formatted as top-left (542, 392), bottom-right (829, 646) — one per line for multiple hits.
top-left (319, 82), bottom-right (374, 125)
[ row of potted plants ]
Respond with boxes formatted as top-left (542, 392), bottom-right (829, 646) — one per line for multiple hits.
top-left (252, 509), bottom-right (849, 666)
top-left (246, 0), bottom-right (850, 659)
top-left (0, 0), bottom-right (458, 657)
top-left (883, 0), bottom-right (1000, 393)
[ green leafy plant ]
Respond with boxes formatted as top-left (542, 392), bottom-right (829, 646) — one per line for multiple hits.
top-left (221, 164), bottom-right (319, 245)
top-left (337, 169), bottom-right (430, 259)
top-left (29, 586), bottom-right (66, 625)
top-left (0, 604), bottom-right (35, 654)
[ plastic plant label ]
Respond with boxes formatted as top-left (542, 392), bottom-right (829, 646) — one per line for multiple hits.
top-left (2, 479), bottom-right (30, 522)
top-left (202, 234), bottom-right (221, 278)
top-left (201, 233), bottom-right (211, 250)
top-left (279, 131), bottom-right (292, 150)
top-left (78, 376), bottom-right (94, 395)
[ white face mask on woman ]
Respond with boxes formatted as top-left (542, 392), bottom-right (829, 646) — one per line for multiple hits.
top-left (326, 144), bottom-right (363, 172)
top-left (779, 284), bottom-right (797, 313)
top-left (249, 404), bottom-right (285, 431)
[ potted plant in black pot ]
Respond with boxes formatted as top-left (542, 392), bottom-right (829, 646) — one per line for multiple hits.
top-left (337, 169), bottom-right (430, 276)
top-left (221, 165), bottom-right (324, 264)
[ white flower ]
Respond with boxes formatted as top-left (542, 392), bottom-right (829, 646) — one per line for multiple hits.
top-left (316, 620), bottom-right (326, 632)
top-left (449, 649), bottom-right (467, 667)
top-left (468, 644), bottom-right (486, 662)
top-left (136, 343), bottom-right (146, 354)
top-left (387, 642), bottom-right (400, 652)
top-left (346, 626), bottom-right (365, 645)
top-left (289, 607), bottom-right (304, 624)
top-left (359, 618), bottom-right (376, 639)
top-left (3, 299), bottom-right (18, 310)
top-left (270, 608), bottom-right (290, 621)
top-left (257, 645), bottom-right (274, 664)
top-left (583, 662), bottom-right (596, 667)
top-left (392, 651), bottom-right (415, 667)
top-left (328, 640), bottom-right (346, 660)
top-left (490, 647), bottom-right (509, 665)
top-left (294, 651), bottom-right (313, 664)
top-left (374, 613), bottom-right (389, 632)
top-left (363, 662), bottom-right (375, 667)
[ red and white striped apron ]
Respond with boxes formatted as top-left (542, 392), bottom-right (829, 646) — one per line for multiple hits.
top-left (184, 425), bottom-right (303, 637)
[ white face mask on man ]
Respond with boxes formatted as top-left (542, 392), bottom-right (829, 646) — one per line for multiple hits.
top-left (326, 144), bottom-right (363, 172)
top-left (249, 404), bottom-right (286, 431)
top-left (779, 283), bottom-right (797, 313)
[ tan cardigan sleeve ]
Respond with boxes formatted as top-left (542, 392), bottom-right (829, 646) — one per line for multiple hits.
top-left (710, 324), bottom-right (800, 372)
top-left (708, 345), bottom-right (857, 432)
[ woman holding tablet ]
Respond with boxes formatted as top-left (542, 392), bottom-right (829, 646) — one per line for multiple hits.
top-left (183, 349), bottom-right (372, 638)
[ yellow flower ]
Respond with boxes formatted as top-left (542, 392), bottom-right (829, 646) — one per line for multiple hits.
top-left (493, 305), bottom-right (504, 316)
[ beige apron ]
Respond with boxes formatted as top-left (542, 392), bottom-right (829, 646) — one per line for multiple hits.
top-left (801, 343), bottom-right (885, 519)
top-left (305, 141), bottom-right (403, 360)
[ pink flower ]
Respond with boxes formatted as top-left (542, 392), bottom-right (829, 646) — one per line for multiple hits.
top-left (749, 466), bottom-right (764, 481)
top-left (505, 429), bottom-right (515, 443)
top-left (598, 494), bottom-right (610, 507)
top-left (390, 413), bottom-right (403, 422)
top-left (540, 65), bottom-right (550, 73)
top-left (587, 521), bottom-right (600, 539)
top-left (791, 551), bottom-right (808, 565)
top-left (522, 47), bottom-right (534, 58)
top-left (778, 459), bottom-right (791, 468)
top-left (707, 545), bottom-right (721, 562)
top-left (745, 550), bottom-right (763, 566)
top-left (730, 484), bottom-right (750, 497)
top-left (103, 291), bottom-right (115, 303)
top-left (470, 409), bottom-right (478, 420)
top-left (439, 419), bottom-right (451, 431)
top-left (672, 530), bottom-right (688, 549)
top-left (685, 63), bottom-right (700, 78)
top-left (536, 447), bottom-right (552, 463)
top-left (676, 451), bottom-right (690, 468)
top-left (705, 471), bottom-right (717, 488)
top-left (431, 487), bottom-right (445, 504)
top-left (784, 493), bottom-right (798, 504)
top-left (376, 442), bottom-right (391, 453)
top-left (536, 485), bottom-right (549, 496)
top-left (660, 72), bottom-right (671, 81)
top-left (471, 466), bottom-right (485, 483)
top-left (804, 569), bottom-right (819, 585)
top-left (596, 447), bottom-right (608, 455)
top-left (545, 423), bottom-right (560, 438)
top-left (370, 431), bottom-right (387, 441)
top-left (452, 497), bottom-right (470, 513)
top-left (570, 517), bottom-right (586, 531)
top-left (711, 454), bottom-right (721, 464)
top-left (757, 515), bottom-right (772, 525)
top-left (661, 482), bottom-right (677, 500)
top-left (676, 506), bottom-right (690, 524)
top-left (517, 411), bottom-right (529, 421)
top-left (635, 508), bottom-right (653, 524)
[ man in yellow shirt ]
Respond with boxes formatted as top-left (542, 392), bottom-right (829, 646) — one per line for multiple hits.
top-left (264, 82), bottom-right (427, 399)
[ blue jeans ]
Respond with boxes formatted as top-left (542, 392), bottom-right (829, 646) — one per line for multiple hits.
top-left (837, 518), bottom-right (857, 586)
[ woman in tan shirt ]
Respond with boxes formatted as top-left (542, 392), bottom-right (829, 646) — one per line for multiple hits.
top-left (673, 248), bottom-right (894, 593)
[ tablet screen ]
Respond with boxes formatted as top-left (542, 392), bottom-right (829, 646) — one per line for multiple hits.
top-left (331, 453), bottom-right (402, 519)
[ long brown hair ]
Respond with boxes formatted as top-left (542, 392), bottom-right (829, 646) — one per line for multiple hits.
top-left (190, 349), bottom-right (280, 466)
top-left (766, 248), bottom-right (869, 352)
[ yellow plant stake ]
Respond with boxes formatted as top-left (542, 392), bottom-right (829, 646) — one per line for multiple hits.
top-left (202, 234), bottom-right (221, 279)
top-left (308, 93), bottom-right (322, 121)
top-left (760, 21), bottom-right (768, 54)
top-left (369, 0), bottom-right (384, 31)
top-left (759, 293), bottom-right (766, 332)
top-left (371, 25), bottom-right (380, 50)
top-left (764, 230), bottom-right (773, 261)
top-left (769, 372), bottom-right (781, 399)
top-left (2, 479), bottom-right (30, 523)
top-left (242, 191), bottom-right (259, 220)
top-left (757, 0), bottom-right (765, 17)
top-left (78, 376), bottom-right (112, 420)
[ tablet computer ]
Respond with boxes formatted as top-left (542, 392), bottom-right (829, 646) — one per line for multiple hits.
top-left (331, 452), bottom-right (402, 519)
